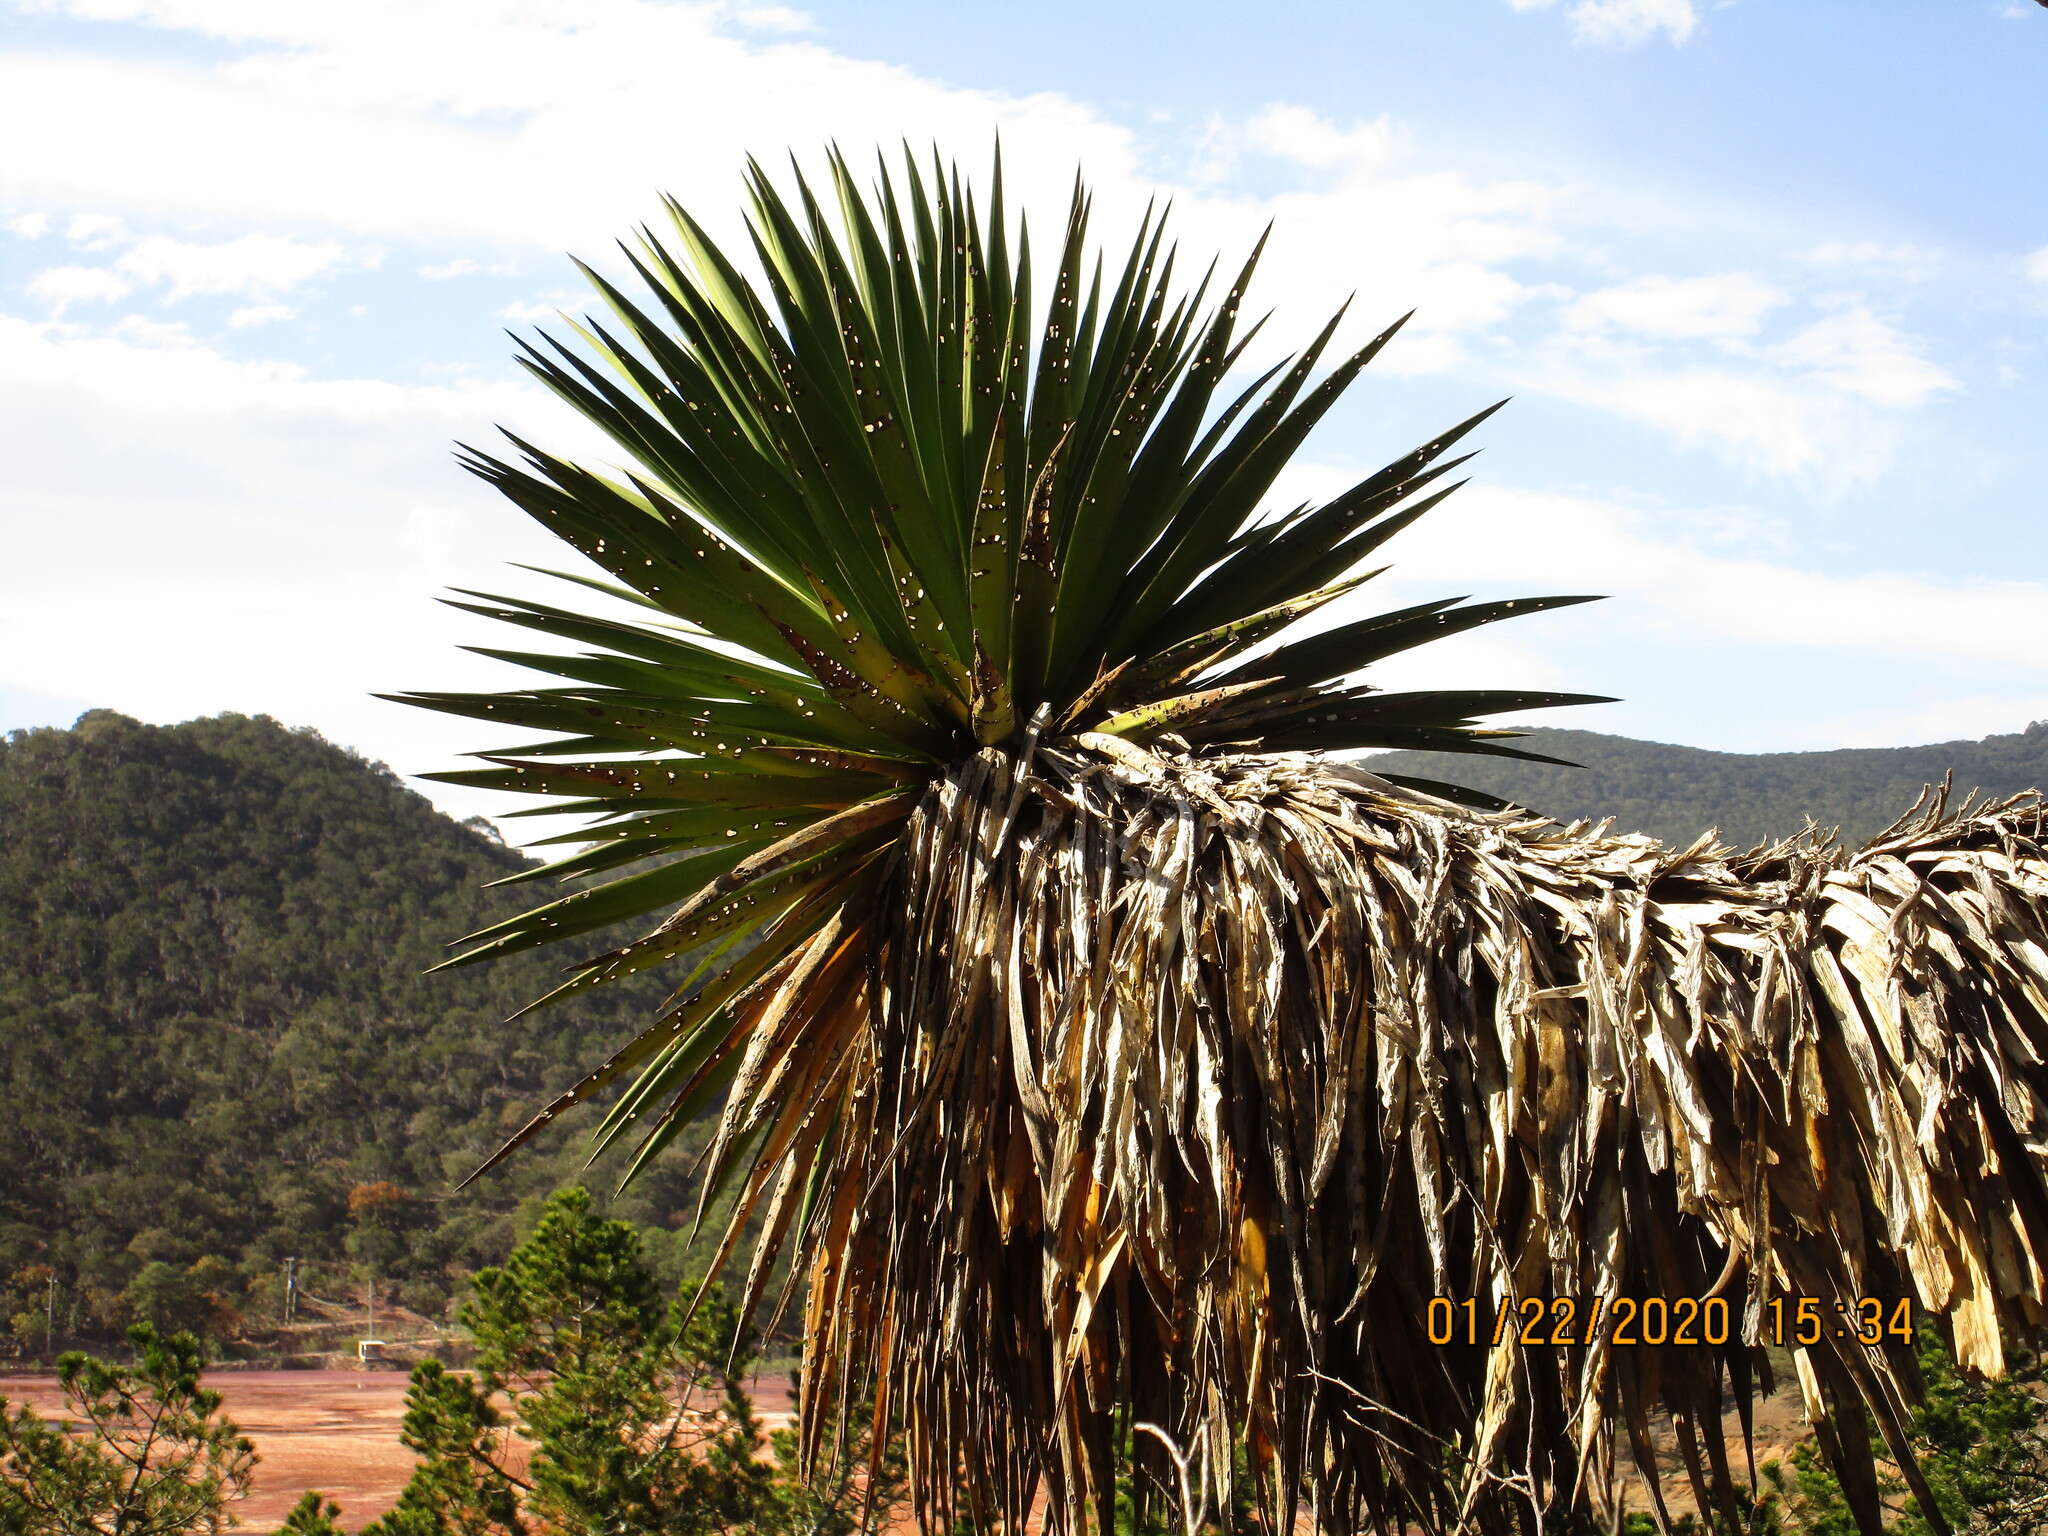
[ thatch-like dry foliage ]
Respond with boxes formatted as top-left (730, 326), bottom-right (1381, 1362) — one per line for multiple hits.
top-left (732, 740), bottom-right (2048, 1536)
top-left (399, 152), bottom-right (2048, 1536)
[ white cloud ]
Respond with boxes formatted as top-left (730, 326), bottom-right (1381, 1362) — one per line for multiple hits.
top-left (0, 309), bottom-right (609, 823)
top-left (108, 314), bottom-right (198, 349)
top-left (66, 212), bottom-right (130, 250)
top-left (0, 7), bottom-right (1566, 378)
top-left (1569, 0), bottom-right (1699, 47)
top-left (24, 229), bottom-right (352, 312)
top-left (420, 257), bottom-right (482, 279)
top-left (0, 10), bottom-right (1132, 249)
top-left (500, 291), bottom-right (583, 323)
top-left (1218, 105), bottom-right (1562, 372)
top-left (1253, 465), bottom-right (2048, 757)
top-left (114, 232), bottom-right (347, 300)
top-left (7, 211), bottom-right (50, 238)
top-left (1802, 241), bottom-right (1943, 282)
top-left (1563, 272), bottom-right (1785, 340)
top-left (1800, 694), bottom-right (2048, 751)
top-left (727, 4), bottom-right (816, 31)
top-left (226, 302), bottom-right (294, 327)
top-left (1287, 472), bottom-right (2048, 678)
top-left (1530, 290), bottom-right (1955, 478)
top-left (1246, 104), bottom-right (1401, 172)
top-left (1764, 308), bottom-right (1957, 408)
top-left (1505, 0), bottom-right (1699, 46)
top-left (26, 265), bottom-right (136, 313)
top-left (2024, 246), bottom-right (2048, 285)
top-left (1537, 358), bottom-right (1876, 482)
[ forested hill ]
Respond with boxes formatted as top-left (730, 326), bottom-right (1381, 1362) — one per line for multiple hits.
top-left (1364, 719), bottom-right (2048, 848)
top-left (3, 709), bottom-right (2043, 1353)
top-left (0, 711), bottom-right (702, 1347)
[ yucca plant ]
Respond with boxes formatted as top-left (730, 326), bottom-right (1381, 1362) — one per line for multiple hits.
top-left (394, 150), bottom-right (2048, 1536)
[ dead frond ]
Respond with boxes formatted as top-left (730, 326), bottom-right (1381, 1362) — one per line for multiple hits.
top-left (746, 743), bottom-right (2048, 1536)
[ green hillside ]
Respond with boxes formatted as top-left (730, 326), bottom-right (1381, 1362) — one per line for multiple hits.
top-left (0, 710), bottom-right (705, 1351)
top-left (4, 707), bottom-right (2043, 1355)
top-left (1366, 719), bottom-right (2048, 848)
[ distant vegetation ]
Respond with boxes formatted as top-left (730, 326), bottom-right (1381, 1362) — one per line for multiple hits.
top-left (336, 1187), bottom-right (899, 1536)
top-left (0, 711), bottom-right (709, 1355)
top-left (2, 708), bottom-right (2042, 1360)
top-left (1367, 720), bottom-right (2048, 848)
top-left (1, 1191), bottom-right (902, 1536)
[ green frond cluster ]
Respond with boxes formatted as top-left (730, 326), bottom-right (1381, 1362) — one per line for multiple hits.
top-left (392, 149), bottom-right (1606, 1126)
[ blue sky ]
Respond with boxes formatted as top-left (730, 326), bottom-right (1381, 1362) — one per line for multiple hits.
top-left (2, 0), bottom-right (2044, 829)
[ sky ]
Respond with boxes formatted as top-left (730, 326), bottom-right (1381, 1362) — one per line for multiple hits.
top-left (2, 0), bottom-right (2045, 830)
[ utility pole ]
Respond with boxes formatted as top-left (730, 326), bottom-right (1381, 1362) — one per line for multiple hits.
top-left (283, 1257), bottom-right (298, 1325)
top-left (44, 1274), bottom-right (55, 1357)
top-left (367, 1277), bottom-right (375, 1339)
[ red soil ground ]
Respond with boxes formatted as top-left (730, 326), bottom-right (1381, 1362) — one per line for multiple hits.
top-left (0, 1368), bottom-right (798, 1532)
top-left (1, 1363), bottom-right (1813, 1531)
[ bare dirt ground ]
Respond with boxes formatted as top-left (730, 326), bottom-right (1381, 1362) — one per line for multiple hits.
top-left (2, 1361), bottom-right (1817, 1530)
top-left (0, 1368), bottom-right (798, 1532)
top-left (1618, 1380), bottom-right (1812, 1517)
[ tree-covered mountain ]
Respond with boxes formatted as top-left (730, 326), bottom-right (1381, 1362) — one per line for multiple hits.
top-left (0, 710), bottom-right (708, 1349)
top-left (1366, 719), bottom-right (2048, 848)
top-left (3, 708), bottom-right (2043, 1354)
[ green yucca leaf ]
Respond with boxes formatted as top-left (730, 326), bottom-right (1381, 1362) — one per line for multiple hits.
top-left (509, 827), bottom-right (895, 1022)
top-left (502, 563), bottom-right (683, 616)
top-left (1107, 573), bottom-right (1380, 705)
top-left (520, 805), bottom-right (827, 849)
top-left (420, 756), bottom-right (888, 802)
top-left (484, 835), bottom-right (690, 888)
top-left (1366, 771), bottom-right (1522, 813)
top-left (1189, 687), bottom-right (1617, 749)
top-left (1243, 721), bottom-right (1586, 760)
top-left (430, 839), bottom-right (770, 971)
top-left (1209, 593), bottom-right (1606, 694)
top-left (439, 592), bottom-right (819, 696)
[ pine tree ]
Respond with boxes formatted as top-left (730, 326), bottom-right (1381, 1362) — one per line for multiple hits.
top-left (360, 1187), bottom-right (834, 1536)
top-left (0, 1323), bottom-right (255, 1536)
